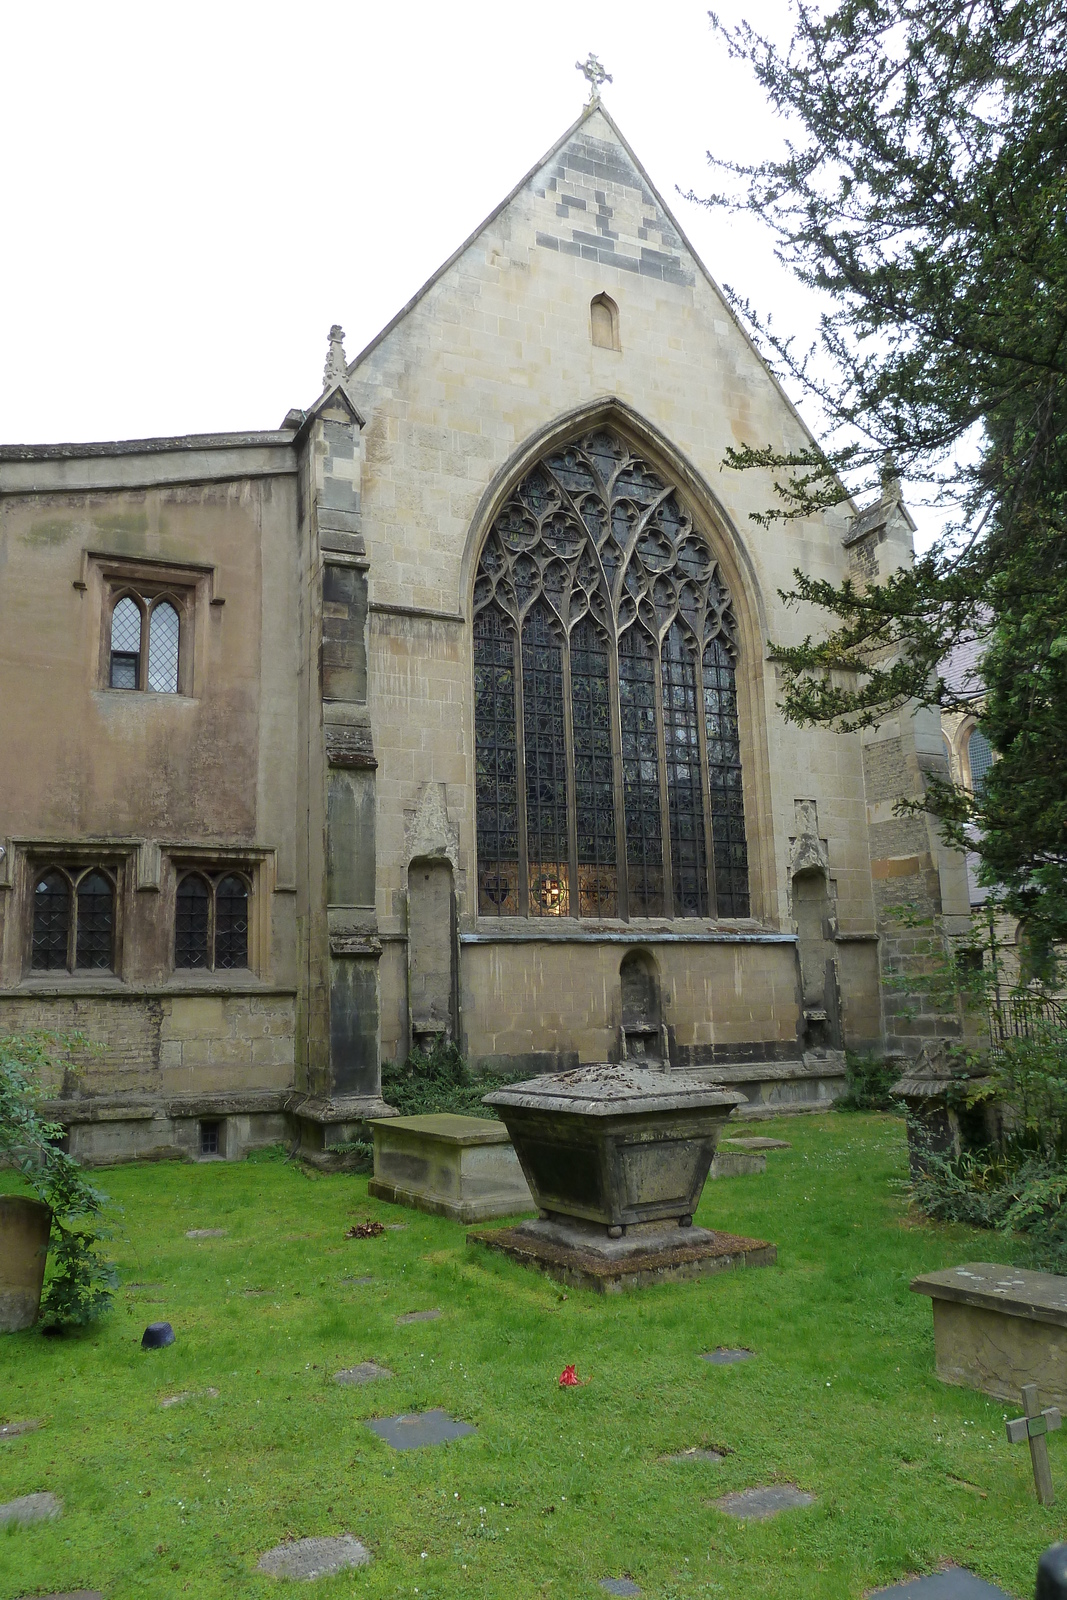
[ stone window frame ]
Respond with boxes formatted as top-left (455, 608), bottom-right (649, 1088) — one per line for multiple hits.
top-left (173, 868), bottom-right (252, 973)
top-left (20, 848), bottom-right (130, 979)
top-left (87, 555), bottom-right (211, 698)
top-left (590, 292), bottom-right (621, 351)
top-left (163, 851), bottom-right (267, 980)
top-left (470, 425), bottom-right (752, 924)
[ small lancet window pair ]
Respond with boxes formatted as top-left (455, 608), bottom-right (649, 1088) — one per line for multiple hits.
top-left (110, 593), bottom-right (181, 692)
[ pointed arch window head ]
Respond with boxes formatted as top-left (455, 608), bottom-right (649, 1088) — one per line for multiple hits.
top-left (472, 426), bottom-right (750, 921)
top-left (175, 871), bottom-right (249, 971)
top-left (590, 293), bottom-right (621, 351)
top-left (31, 866), bottom-right (114, 972)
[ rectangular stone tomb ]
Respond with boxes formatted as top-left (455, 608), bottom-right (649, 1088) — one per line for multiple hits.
top-left (911, 1261), bottom-right (1067, 1408)
top-left (366, 1113), bottom-right (534, 1223)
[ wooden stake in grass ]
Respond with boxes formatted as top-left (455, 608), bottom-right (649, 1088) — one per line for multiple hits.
top-left (1006, 1383), bottom-right (1062, 1507)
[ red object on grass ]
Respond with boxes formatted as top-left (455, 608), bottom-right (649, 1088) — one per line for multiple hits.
top-left (558, 1364), bottom-right (580, 1387)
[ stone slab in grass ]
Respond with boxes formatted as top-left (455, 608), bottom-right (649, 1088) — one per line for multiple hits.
top-left (333, 1362), bottom-right (393, 1385)
top-left (160, 1387), bottom-right (219, 1408)
top-left (396, 1308), bottom-right (441, 1324)
top-left (0, 1419), bottom-right (41, 1440)
top-left (186, 1228), bottom-right (228, 1239)
top-left (701, 1348), bottom-right (754, 1365)
top-left (600, 1581), bottom-right (642, 1597)
top-left (13, 1592), bottom-right (103, 1599)
top-left (660, 1446), bottom-right (727, 1463)
top-left (870, 1572), bottom-right (1010, 1598)
top-left (720, 1136), bottom-right (791, 1151)
top-left (341, 1276), bottom-right (374, 1286)
top-left (713, 1485), bottom-right (814, 1520)
top-left (256, 1534), bottom-right (371, 1579)
top-left (365, 1409), bottom-right (476, 1449)
top-left (710, 1150), bottom-right (766, 1178)
top-left (0, 1491), bottom-right (62, 1526)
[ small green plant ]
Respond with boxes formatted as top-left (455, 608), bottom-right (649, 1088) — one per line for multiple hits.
top-left (840, 1052), bottom-right (902, 1112)
top-left (0, 1031), bottom-right (116, 1330)
top-left (380, 1037), bottom-right (506, 1119)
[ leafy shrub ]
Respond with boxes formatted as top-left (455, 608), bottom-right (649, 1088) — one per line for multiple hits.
top-left (839, 1051), bottom-right (902, 1112)
top-left (380, 1038), bottom-right (506, 1119)
top-left (0, 1031), bottom-right (116, 1330)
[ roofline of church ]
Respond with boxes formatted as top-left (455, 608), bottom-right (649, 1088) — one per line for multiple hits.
top-left (0, 429), bottom-right (296, 461)
top-left (345, 97), bottom-right (860, 519)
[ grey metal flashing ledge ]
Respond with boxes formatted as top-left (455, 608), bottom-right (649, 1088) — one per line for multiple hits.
top-left (0, 429), bottom-right (298, 495)
top-left (461, 927), bottom-right (796, 945)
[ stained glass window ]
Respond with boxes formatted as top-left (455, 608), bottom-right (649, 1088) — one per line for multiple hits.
top-left (522, 602), bottom-right (569, 916)
top-left (75, 872), bottom-right (114, 969)
top-left (473, 607), bottom-right (519, 914)
top-left (571, 618), bottom-right (617, 916)
top-left (110, 595), bottom-right (142, 689)
top-left (471, 426), bottom-right (751, 920)
top-left (32, 872), bottom-right (70, 970)
top-left (175, 874), bottom-right (210, 968)
top-left (147, 601), bottom-right (180, 693)
top-left (662, 624), bottom-right (708, 918)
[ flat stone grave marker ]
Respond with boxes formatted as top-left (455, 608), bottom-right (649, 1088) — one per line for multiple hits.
top-left (0, 1491), bottom-right (62, 1526)
top-left (256, 1534), bottom-right (371, 1579)
top-left (720, 1137), bottom-right (791, 1151)
top-left (870, 1572), bottom-right (1010, 1598)
top-left (396, 1308), bottom-right (441, 1325)
top-left (186, 1228), bottom-right (227, 1239)
top-left (13, 1592), bottom-right (103, 1599)
top-left (600, 1581), bottom-right (642, 1597)
top-left (160, 1387), bottom-right (219, 1408)
top-left (0, 1419), bottom-right (41, 1440)
top-left (385, 1223), bottom-right (408, 1231)
top-left (713, 1485), bottom-right (814, 1520)
top-left (660, 1446), bottom-right (727, 1463)
top-left (334, 1362), bottom-right (393, 1385)
top-left (702, 1347), bottom-right (754, 1365)
top-left (365, 1409), bottom-right (476, 1449)
top-left (340, 1276), bottom-right (374, 1286)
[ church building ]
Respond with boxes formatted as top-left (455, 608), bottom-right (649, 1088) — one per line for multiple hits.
top-left (0, 96), bottom-right (969, 1163)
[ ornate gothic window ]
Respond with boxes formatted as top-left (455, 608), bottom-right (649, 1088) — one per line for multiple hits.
top-left (472, 427), bottom-right (751, 920)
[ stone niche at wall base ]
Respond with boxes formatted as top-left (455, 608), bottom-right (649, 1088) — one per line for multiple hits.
top-left (468, 1064), bottom-right (776, 1292)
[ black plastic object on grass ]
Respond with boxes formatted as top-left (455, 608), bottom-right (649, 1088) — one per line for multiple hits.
top-left (1038, 1545), bottom-right (1067, 1600)
top-left (141, 1321), bottom-right (175, 1349)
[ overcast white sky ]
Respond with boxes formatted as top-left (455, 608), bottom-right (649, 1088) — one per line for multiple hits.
top-left (1, 1), bottom-right (818, 438)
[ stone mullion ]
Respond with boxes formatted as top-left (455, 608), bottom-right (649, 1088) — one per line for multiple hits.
top-left (652, 640), bottom-right (675, 919)
top-left (512, 621), bottom-right (531, 918)
top-left (608, 635), bottom-right (629, 922)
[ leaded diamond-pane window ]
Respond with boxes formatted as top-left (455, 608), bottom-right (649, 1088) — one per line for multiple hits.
top-left (31, 866), bottom-right (115, 973)
top-left (147, 601), bottom-right (180, 693)
top-left (174, 871), bottom-right (249, 971)
top-left (108, 590), bottom-right (183, 693)
top-left (215, 876), bottom-right (249, 970)
top-left (110, 595), bottom-right (142, 689)
top-left (471, 426), bottom-right (751, 920)
top-left (175, 875), bottom-right (210, 968)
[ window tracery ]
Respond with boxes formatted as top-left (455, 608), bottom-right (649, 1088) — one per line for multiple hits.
top-left (472, 427), bottom-right (750, 919)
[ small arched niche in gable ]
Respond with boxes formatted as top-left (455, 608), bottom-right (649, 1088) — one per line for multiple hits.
top-left (590, 293), bottom-right (621, 351)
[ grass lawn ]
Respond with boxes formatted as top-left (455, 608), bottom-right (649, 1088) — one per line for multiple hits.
top-left (1, 1111), bottom-right (1063, 1599)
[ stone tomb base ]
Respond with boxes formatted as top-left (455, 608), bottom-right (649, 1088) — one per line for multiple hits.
top-left (367, 1113), bottom-right (534, 1223)
top-left (911, 1262), bottom-right (1067, 1408)
top-left (467, 1216), bottom-right (776, 1293)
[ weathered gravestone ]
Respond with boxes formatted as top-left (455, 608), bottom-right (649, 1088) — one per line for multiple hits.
top-left (333, 1362), bottom-right (392, 1385)
top-left (396, 1308), bottom-right (441, 1325)
top-left (256, 1535), bottom-right (371, 1579)
top-left (911, 1262), bottom-right (1067, 1408)
top-left (0, 1492), bottom-right (62, 1526)
top-left (365, 1410), bottom-right (476, 1449)
top-left (1006, 1382), bottom-right (1062, 1506)
top-left (0, 1419), bottom-right (41, 1439)
top-left (600, 1581), bottom-right (642, 1597)
top-left (368, 1113), bottom-right (533, 1222)
top-left (702, 1348), bottom-right (754, 1365)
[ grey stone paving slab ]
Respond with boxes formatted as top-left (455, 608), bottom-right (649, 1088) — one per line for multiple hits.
top-left (600, 1581), bottom-right (642, 1597)
top-left (660, 1446), bottom-right (726, 1462)
top-left (720, 1137), bottom-right (791, 1151)
top-left (385, 1223), bottom-right (408, 1231)
top-left (0, 1491), bottom-right (62, 1526)
top-left (160, 1387), bottom-right (219, 1408)
top-left (871, 1572), bottom-right (1010, 1598)
top-left (713, 1485), bottom-right (815, 1520)
top-left (256, 1534), bottom-right (371, 1579)
top-left (14, 1592), bottom-right (103, 1599)
top-left (333, 1362), bottom-right (393, 1385)
top-left (365, 1409), bottom-right (476, 1449)
top-left (186, 1228), bottom-right (228, 1238)
top-left (396, 1308), bottom-right (441, 1325)
top-left (0, 1419), bottom-right (41, 1439)
top-left (701, 1348), bottom-right (754, 1364)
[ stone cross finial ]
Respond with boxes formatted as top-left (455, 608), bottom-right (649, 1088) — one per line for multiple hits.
top-left (323, 324), bottom-right (347, 391)
top-left (576, 53), bottom-right (612, 103)
top-left (1006, 1383), bottom-right (1062, 1506)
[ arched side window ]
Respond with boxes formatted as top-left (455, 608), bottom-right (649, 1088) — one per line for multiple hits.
top-left (31, 867), bottom-right (114, 972)
top-left (175, 872), bottom-right (249, 971)
top-left (590, 293), bottom-right (620, 351)
top-left (472, 427), bottom-right (751, 920)
top-left (108, 591), bottom-right (182, 693)
top-left (968, 726), bottom-right (994, 794)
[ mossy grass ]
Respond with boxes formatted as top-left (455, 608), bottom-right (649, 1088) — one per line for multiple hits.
top-left (0, 1114), bottom-right (1057, 1598)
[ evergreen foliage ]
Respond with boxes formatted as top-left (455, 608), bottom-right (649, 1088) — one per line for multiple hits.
top-left (698, 0), bottom-right (1067, 946)
top-left (380, 1038), bottom-right (506, 1120)
top-left (0, 1031), bottom-right (116, 1329)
